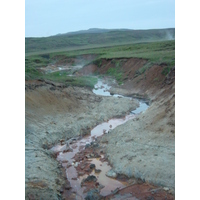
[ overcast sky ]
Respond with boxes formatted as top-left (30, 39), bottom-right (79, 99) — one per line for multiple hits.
top-left (25, 0), bottom-right (175, 37)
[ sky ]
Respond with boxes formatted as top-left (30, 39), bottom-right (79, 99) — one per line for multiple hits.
top-left (25, 0), bottom-right (175, 37)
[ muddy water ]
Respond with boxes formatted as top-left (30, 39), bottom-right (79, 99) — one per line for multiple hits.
top-left (51, 79), bottom-right (149, 199)
top-left (93, 79), bottom-right (124, 98)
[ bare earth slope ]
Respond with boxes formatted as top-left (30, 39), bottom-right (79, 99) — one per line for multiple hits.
top-left (25, 57), bottom-right (175, 199)
top-left (108, 67), bottom-right (174, 192)
top-left (82, 59), bottom-right (175, 192)
top-left (25, 80), bottom-right (138, 199)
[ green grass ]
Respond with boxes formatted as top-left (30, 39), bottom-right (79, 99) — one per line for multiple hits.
top-left (25, 39), bottom-right (175, 86)
top-left (45, 72), bottom-right (97, 88)
top-left (106, 60), bottom-right (123, 84)
top-left (26, 28), bottom-right (175, 55)
top-left (135, 62), bottom-right (152, 77)
top-left (161, 66), bottom-right (172, 76)
top-left (25, 66), bottom-right (43, 80)
top-left (26, 40), bottom-right (175, 69)
top-left (25, 67), bottom-right (98, 88)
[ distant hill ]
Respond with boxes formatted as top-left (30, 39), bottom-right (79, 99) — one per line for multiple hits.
top-left (25, 28), bottom-right (175, 55)
top-left (55, 28), bottom-right (116, 36)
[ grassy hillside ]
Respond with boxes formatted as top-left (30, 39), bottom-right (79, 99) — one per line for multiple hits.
top-left (26, 28), bottom-right (175, 55)
top-left (25, 40), bottom-right (175, 86)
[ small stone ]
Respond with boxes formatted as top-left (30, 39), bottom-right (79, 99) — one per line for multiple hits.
top-left (65, 185), bottom-right (71, 190)
top-left (85, 144), bottom-right (90, 148)
top-left (163, 187), bottom-right (169, 191)
top-left (85, 188), bottom-right (101, 200)
top-left (74, 162), bottom-right (79, 167)
top-left (78, 172), bottom-right (85, 176)
top-left (90, 164), bottom-right (96, 169)
top-left (106, 169), bottom-right (117, 178)
top-left (63, 148), bottom-right (73, 153)
top-left (95, 169), bottom-right (101, 173)
top-left (66, 163), bottom-right (72, 168)
top-left (80, 165), bottom-right (85, 170)
top-left (90, 153), bottom-right (94, 157)
top-left (60, 139), bottom-right (65, 145)
top-left (85, 154), bottom-right (90, 158)
top-left (82, 175), bottom-right (97, 184)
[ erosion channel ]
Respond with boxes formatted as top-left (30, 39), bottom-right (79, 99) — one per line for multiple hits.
top-left (25, 59), bottom-right (175, 200)
top-left (51, 79), bottom-right (149, 199)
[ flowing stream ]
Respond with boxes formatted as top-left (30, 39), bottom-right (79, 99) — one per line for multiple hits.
top-left (51, 79), bottom-right (149, 199)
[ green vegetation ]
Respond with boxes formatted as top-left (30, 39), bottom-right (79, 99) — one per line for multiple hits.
top-left (25, 66), bottom-right (42, 80)
top-left (44, 71), bottom-right (97, 88)
top-left (106, 60), bottom-right (123, 84)
top-left (162, 66), bottom-right (171, 76)
top-left (26, 39), bottom-right (175, 67)
top-left (135, 62), bottom-right (152, 77)
top-left (93, 59), bottom-right (102, 68)
top-left (25, 68), bottom-right (97, 88)
top-left (25, 35), bottom-right (175, 86)
top-left (26, 28), bottom-right (175, 55)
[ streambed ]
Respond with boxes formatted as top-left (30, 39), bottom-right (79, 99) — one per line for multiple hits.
top-left (51, 78), bottom-right (149, 199)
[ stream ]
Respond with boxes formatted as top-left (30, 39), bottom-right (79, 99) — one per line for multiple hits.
top-left (51, 78), bottom-right (149, 199)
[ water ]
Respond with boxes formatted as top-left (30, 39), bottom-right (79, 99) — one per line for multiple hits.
top-left (92, 79), bottom-right (112, 96)
top-left (131, 101), bottom-right (149, 114)
top-left (51, 78), bottom-right (149, 198)
top-left (93, 79), bottom-right (149, 114)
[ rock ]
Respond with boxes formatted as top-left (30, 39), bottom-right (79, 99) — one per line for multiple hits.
top-left (95, 169), bottom-right (101, 173)
top-left (74, 162), bottom-right (79, 167)
top-left (163, 187), bottom-right (169, 191)
top-left (85, 189), bottom-right (101, 200)
top-left (90, 164), bottom-right (96, 169)
top-left (78, 172), bottom-right (85, 176)
top-left (65, 185), bottom-right (71, 190)
top-left (106, 169), bottom-right (117, 178)
top-left (82, 175), bottom-right (97, 184)
top-left (66, 163), bottom-right (72, 168)
top-left (91, 142), bottom-right (98, 147)
top-left (60, 139), bottom-right (65, 145)
top-left (63, 147), bottom-right (73, 153)
top-left (85, 144), bottom-right (90, 148)
top-left (80, 165), bottom-right (85, 170)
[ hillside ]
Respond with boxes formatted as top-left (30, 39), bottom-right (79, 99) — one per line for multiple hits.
top-left (25, 28), bottom-right (175, 55)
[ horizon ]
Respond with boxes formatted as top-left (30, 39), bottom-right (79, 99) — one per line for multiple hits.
top-left (25, 0), bottom-right (175, 37)
top-left (25, 27), bottom-right (175, 38)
